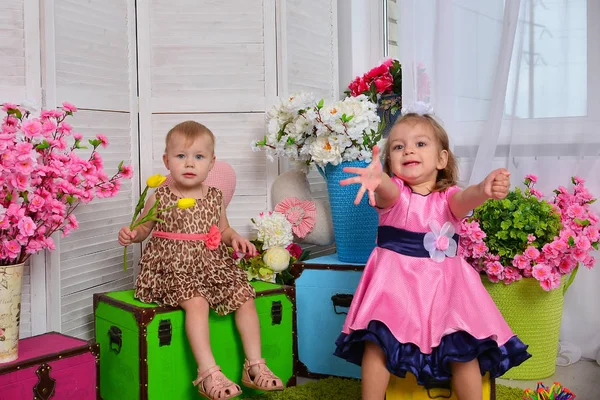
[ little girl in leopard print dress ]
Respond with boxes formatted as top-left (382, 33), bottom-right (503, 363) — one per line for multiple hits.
top-left (118, 121), bottom-right (284, 400)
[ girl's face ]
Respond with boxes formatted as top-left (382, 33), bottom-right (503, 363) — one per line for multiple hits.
top-left (387, 121), bottom-right (448, 187)
top-left (163, 132), bottom-right (215, 190)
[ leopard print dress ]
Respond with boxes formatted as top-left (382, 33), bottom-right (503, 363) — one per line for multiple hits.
top-left (135, 185), bottom-right (255, 315)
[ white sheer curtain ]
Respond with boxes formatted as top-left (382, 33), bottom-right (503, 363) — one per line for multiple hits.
top-left (394, 0), bottom-right (600, 360)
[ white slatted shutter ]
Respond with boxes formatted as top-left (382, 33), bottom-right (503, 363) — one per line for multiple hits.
top-left (1, 0), bottom-right (41, 339)
top-left (279, 0), bottom-right (339, 256)
top-left (43, 0), bottom-right (138, 339)
top-left (138, 0), bottom-right (277, 238)
top-left (281, 0), bottom-right (338, 100)
top-left (0, 0), bottom-right (38, 103)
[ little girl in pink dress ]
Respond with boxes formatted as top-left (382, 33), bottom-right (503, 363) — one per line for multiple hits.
top-left (334, 112), bottom-right (530, 400)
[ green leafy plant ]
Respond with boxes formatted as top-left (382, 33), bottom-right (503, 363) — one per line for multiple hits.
top-left (460, 175), bottom-right (599, 291)
top-left (473, 186), bottom-right (562, 266)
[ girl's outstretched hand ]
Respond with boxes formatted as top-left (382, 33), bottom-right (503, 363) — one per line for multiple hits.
top-left (340, 145), bottom-right (383, 206)
top-left (481, 168), bottom-right (511, 200)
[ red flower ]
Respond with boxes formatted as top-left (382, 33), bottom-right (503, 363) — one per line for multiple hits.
top-left (365, 64), bottom-right (390, 80)
top-left (374, 73), bottom-right (394, 93)
top-left (286, 243), bottom-right (302, 259)
top-left (360, 79), bottom-right (370, 93)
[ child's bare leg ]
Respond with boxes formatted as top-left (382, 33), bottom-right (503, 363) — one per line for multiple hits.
top-left (180, 296), bottom-right (215, 371)
top-left (235, 298), bottom-right (283, 390)
top-left (234, 298), bottom-right (262, 362)
top-left (450, 359), bottom-right (482, 400)
top-left (361, 341), bottom-right (390, 400)
top-left (181, 296), bottom-right (242, 398)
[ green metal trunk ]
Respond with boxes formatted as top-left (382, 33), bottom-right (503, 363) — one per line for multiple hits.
top-left (93, 281), bottom-right (295, 400)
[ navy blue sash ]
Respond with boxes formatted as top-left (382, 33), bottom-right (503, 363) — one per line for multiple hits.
top-left (377, 225), bottom-right (460, 258)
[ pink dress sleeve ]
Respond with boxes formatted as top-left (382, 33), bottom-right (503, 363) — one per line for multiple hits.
top-left (376, 176), bottom-right (405, 216)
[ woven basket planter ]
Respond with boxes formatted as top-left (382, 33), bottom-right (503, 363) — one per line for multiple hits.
top-left (482, 276), bottom-right (565, 379)
top-left (323, 160), bottom-right (378, 263)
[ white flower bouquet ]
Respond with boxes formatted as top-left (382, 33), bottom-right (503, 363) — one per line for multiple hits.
top-left (253, 93), bottom-right (384, 168)
top-left (231, 211), bottom-right (308, 284)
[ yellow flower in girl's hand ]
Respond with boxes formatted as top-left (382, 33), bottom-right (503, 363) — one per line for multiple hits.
top-left (177, 198), bottom-right (196, 209)
top-left (123, 174), bottom-right (181, 271)
top-left (146, 174), bottom-right (166, 188)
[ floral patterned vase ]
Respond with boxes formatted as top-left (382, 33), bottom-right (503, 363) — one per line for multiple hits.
top-left (324, 161), bottom-right (379, 263)
top-left (0, 262), bottom-right (23, 363)
top-left (377, 93), bottom-right (402, 138)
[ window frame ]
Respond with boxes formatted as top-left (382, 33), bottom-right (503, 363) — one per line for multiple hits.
top-left (381, 0), bottom-right (600, 154)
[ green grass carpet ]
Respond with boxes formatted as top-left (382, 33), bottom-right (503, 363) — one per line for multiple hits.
top-left (243, 377), bottom-right (526, 399)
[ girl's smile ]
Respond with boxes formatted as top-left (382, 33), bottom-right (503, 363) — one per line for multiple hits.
top-left (402, 160), bottom-right (421, 167)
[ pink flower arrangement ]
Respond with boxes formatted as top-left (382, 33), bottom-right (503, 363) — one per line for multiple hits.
top-left (0, 102), bottom-right (132, 266)
top-left (346, 58), bottom-right (402, 103)
top-left (459, 175), bottom-right (599, 291)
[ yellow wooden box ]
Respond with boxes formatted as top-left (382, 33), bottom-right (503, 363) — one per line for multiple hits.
top-left (386, 373), bottom-right (494, 400)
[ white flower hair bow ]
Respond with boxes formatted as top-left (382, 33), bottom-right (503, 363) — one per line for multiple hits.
top-left (401, 101), bottom-right (434, 116)
top-left (423, 221), bottom-right (458, 263)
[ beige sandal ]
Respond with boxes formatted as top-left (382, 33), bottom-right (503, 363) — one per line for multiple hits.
top-left (192, 365), bottom-right (242, 400)
top-left (241, 358), bottom-right (284, 391)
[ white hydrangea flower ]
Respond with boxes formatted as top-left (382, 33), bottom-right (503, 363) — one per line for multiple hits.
top-left (252, 211), bottom-right (293, 249)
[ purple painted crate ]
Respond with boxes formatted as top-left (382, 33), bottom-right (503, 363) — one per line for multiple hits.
top-left (0, 332), bottom-right (100, 399)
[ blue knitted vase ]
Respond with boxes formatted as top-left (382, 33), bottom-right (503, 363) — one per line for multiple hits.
top-left (323, 161), bottom-right (378, 263)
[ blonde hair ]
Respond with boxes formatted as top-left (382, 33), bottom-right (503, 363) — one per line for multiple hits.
top-left (382, 113), bottom-right (458, 192)
top-left (165, 120), bottom-right (215, 153)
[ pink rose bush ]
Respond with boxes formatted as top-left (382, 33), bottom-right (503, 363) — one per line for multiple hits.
top-left (459, 175), bottom-right (598, 291)
top-left (0, 102), bottom-right (132, 266)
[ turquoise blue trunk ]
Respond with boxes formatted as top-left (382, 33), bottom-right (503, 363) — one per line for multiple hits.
top-left (294, 254), bottom-right (364, 378)
top-left (324, 160), bottom-right (379, 263)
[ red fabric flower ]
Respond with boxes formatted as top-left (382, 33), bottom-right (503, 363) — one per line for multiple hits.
top-left (204, 224), bottom-right (221, 250)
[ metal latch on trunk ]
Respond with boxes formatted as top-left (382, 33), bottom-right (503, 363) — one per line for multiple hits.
top-left (271, 301), bottom-right (282, 325)
top-left (158, 319), bottom-right (172, 346)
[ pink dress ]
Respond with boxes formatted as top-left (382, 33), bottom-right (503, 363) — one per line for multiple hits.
top-left (334, 177), bottom-right (530, 384)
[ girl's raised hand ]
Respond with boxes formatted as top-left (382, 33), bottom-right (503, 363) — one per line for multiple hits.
top-left (340, 145), bottom-right (383, 206)
top-left (481, 168), bottom-right (511, 200)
